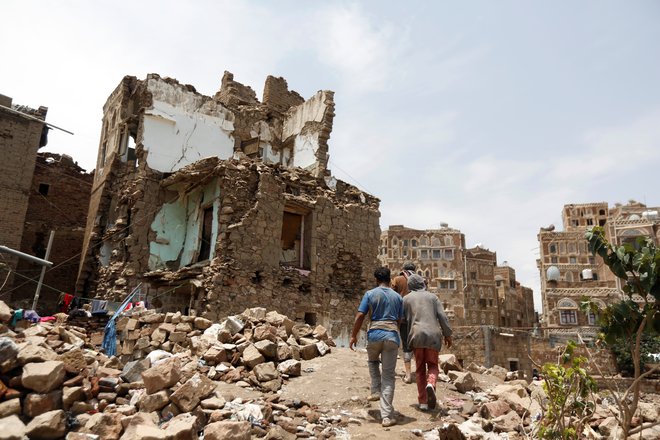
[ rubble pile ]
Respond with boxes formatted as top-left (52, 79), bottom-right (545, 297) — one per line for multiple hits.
top-left (414, 355), bottom-right (660, 440)
top-left (0, 301), bottom-right (344, 439)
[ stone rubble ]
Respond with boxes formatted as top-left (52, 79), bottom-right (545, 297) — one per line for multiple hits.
top-left (0, 301), bottom-right (348, 439)
top-left (1, 299), bottom-right (659, 439)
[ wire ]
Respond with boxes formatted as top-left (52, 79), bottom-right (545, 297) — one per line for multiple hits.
top-left (34, 162), bottom-right (93, 187)
top-left (328, 159), bottom-right (374, 195)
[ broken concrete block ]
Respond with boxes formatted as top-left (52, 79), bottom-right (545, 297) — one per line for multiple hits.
top-left (23, 390), bottom-right (62, 418)
top-left (194, 317), bottom-right (212, 330)
top-left (163, 413), bottom-right (197, 440)
top-left (170, 373), bottom-right (215, 413)
top-left (254, 339), bottom-right (278, 359)
top-left (0, 414), bottom-right (26, 440)
top-left (141, 357), bottom-right (181, 394)
top-left (254, 362), bottom-right (279, 382)
top-left (138, 390), bottom-right (170, 413)
top-left (448, 371), bottom-right (475, 393)
top-left (0, 301), bottom-right (11, 323)
top-left (121, 359), bottom-right (150, 383)
top-left (480, 400), bottom-right (512, 419)
top-left (0, 397), bottom-right (21, 418)
top-left (83, 412), bottom-right (124, 440)
top-left (439, 353), bottom-right (462, 374)
top-left (300, 343), bottom-right (319, 360)
top-left (203, 346), bottom-right (228, 364)
top-left (25, 409), bottom-right (67, 439)
top-left (204, 420), bottom-right (251, 440)
top-left (242, 344), bottom-right (264, 368)
top-left (277, 359), bottom-right (301, 377)
top-left (292, 323), bottom-right (314, 340)
top-left (316, 340), bottom-right (330, 356)
top-left (17, 342), bottom-right (57, 365)
top-left (62, 386), bottom-right (84, 410)
top-left (22, 361), bottom-right (65, 393)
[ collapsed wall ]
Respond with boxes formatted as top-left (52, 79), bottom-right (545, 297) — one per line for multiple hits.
top-left (77, 72), bottom-right (380, 343)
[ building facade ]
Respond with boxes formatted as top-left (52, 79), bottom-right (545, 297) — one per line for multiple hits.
top-left (378, 225), bottom-right (535, 327)
top-left (77, 72), bottom-right (380, 343)
top-left (8, 153), bottom-right (92, 311)
top-left (0, 95), bottom-right (48, 287)
top-left (537, 201), bottom-right (659, 342)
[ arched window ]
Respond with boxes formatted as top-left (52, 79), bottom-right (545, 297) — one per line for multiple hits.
top-left (431, 236), bottom-right (441, 246)
top-left (557, 298), bottom-right (578, 325)
top-left (444, 235), bottom-right (453, 246)
top-left (565, 271), bottom-right (574, 282)
top-left (557, 298), bottom-right (578, 309)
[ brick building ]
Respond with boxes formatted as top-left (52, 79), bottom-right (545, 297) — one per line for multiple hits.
top-left (0, 95), bottom-right (48, 284)
top-left (537, 201), bottom-right (659, 342)
top-left (378, 225), bottom-right (535, 327)
top-left (76, 72), bottom-right (380, 343)
top-left (8, 153), bottom-right (92, 311)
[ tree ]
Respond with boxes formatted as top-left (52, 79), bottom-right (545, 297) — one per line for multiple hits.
top-left (585, 226), bottom-right (660, 437)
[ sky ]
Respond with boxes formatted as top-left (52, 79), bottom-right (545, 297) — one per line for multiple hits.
top-left (2, 1), bottom-right (660, 311)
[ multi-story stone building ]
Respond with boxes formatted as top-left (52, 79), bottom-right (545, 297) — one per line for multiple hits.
top-left (378, 225), bottom-right (535, 327)
top-left (9, 153), bottom-right (92, 311)
top-left (0, 95), bottom-right (48, 285)
top-left (495, 265), bottom-right (535, 328)
top-left (76, 72), bottom-right (380, 343)
top-left (537, 201), bottom-right (659, 342)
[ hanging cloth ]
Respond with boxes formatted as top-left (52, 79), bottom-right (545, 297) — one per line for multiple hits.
top-left (102, 284), bottom-right (141, 357)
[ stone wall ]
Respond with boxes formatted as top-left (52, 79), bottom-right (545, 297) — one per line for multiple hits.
top-left (530, 337), bottom-right (618, 375)
top-left (0, 96), bottom-right (48, 281)
top-left (88, 158), bottom-right (379, 345)
top-left (10, 153), bottom-right (92, 312)
top-left (77, 72), bottom-right (380, 345)
top-left (452, 326), bottom-right (532, 379)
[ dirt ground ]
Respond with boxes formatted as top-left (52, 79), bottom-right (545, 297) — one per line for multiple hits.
top-left (281, 347), bottom-right (472, 439)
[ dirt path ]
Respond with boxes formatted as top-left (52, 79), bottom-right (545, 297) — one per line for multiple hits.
top-left (281, 347), bottom-right (469, 439)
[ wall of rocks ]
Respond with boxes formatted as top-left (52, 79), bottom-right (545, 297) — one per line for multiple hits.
top-left (89, 158), bottom-right (380, 346)
top-left (452, 326), bottom-right (533, 380)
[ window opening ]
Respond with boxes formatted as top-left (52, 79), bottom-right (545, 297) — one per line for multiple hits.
top-left (196, 206), bottom-right (214, 263)
top-left (38, 183), bottom-right (50, 196)
top-left (280, 210), bottom-right (311, 269)
top-left (304, 312), bottom-right (317, 326)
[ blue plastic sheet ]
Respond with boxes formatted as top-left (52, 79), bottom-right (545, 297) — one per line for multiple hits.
top-left (101, 285), bottom-right (141, 357)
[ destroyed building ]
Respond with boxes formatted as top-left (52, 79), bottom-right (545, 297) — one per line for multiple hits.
top-left (537, 201), bottom-right (659, 342)
top-left (378, 225), bottom-right (535, 327)
top-left (76, 72), bottom-right (380, 342)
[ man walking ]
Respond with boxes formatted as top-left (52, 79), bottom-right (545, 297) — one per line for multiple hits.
top-left (391, 262), bottom-right (417, 383)
top-left (402, 274), bottom-right (453, 411)
top-left (349, 267), bottom-right (403, 428)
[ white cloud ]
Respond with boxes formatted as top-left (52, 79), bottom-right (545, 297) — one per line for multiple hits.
top-left (550, 110), bottom-right (660, 182)
top-left (314, 4), bottom-right (409, 92)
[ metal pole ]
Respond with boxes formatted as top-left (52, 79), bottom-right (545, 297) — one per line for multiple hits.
top-left (0, 104), bottom-right (74, 135)
top-left (32, 231), bottom-right (55, 310)
top-left (0, 246), bottom-right (53, 267)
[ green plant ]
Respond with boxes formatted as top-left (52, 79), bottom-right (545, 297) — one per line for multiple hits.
top-left (610, 333), bottom-right (660, 376)
top-left (585, 226), bottom-right (660, 437)
top-left (537, 341), bottom-right (597, 440)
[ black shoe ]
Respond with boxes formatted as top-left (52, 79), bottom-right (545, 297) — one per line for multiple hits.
top-left (426, 383), bottom-right (436, 409)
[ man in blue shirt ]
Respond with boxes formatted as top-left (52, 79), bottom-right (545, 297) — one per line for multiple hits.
top-left (349, 267), bottom-right (403, 428)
